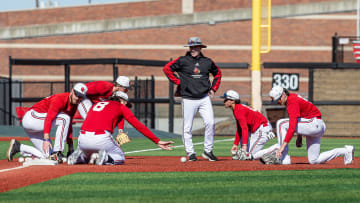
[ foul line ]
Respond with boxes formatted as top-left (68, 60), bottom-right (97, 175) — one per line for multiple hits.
top-left (0, 165), bottom-right (29, 173)
top-left (124, 138), bottom-right (234, 154)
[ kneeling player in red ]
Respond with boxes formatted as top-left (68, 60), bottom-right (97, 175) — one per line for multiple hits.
top-left (67, 91), bottom-right (174, 165)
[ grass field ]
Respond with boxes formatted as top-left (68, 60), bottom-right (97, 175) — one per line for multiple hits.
top-left (0, 137), bottom-right (359, 202)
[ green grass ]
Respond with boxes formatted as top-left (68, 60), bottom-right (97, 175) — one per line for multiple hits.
top-left (1, 137), bottom-right (359, 202)
top-left (1, 169), bottom-right (360, 203)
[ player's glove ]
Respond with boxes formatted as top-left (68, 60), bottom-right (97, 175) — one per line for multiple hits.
top-left (259, 151), bottom-right (281, 165)
top-left (116, 132), bottom-right (131, 146)
top-left (237, 149), bottom-right (253, 160)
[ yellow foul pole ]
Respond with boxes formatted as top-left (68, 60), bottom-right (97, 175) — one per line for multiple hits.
top-left (251, 0), bottom-right (262, 111)
top-left (251, 0), bottom-right (271, 112)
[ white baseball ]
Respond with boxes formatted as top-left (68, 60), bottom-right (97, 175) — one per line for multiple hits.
top-left (62, 157), bottom-right (67, 163)
top-left (180, 156), bottom-right (187, 163)
top-left (18, 157), bottom-right (25, 163)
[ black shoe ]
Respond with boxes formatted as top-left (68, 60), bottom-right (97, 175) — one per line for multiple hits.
top-left (189, 154), bottom-right (197, 161)
top-left (50, 151), bottom-right (66, 163)
top-left (7, 139), bottom-right (21, 161)
top-left (202, 151), bottom-right (218, 161)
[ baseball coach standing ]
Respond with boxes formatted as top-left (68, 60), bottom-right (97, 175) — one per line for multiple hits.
top-left (163, 37), bottom-right (222, 161)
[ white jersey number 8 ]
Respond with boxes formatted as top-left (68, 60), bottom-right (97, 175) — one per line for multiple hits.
top-left (93, 102), bottom-right (109, 112)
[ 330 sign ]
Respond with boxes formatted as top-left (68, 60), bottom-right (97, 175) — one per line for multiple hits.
top-left (272, 73), bottom-right (299, 91)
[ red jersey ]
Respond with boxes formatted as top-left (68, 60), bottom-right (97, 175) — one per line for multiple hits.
top-left (31, 92), bottom-right (77, 143)
top-left (85, 81), bottom-right (114, 103)
top-left (284, 93), bottom-right (322, 143)
top-left (233, 104), bottom-right (268, 145)
top-left (81, 100), bottom-right (160, 144)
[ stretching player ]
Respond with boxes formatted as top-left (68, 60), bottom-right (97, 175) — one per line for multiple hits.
top-left (77, 76), bottom-right (130, 119)
top-left (7, 83), bottom-right (87, 161)
top-left (77, 76), bottom-right (131, 136)
top-left (262, 86), bottom-right (355, 165)
top-left (163, 37), bottom-right (222, 161)
top-left (222, 90), bottom-right (277, 160)
top-left (67, 91), bottom-right (174, 165)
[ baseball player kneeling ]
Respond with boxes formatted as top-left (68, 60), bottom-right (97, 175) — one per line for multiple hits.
top-left (222, 90), bottom-right (277, 161)
top-left (67, 91), bottom-right (174, 165)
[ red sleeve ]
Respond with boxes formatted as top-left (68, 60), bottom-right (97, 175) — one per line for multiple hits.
top-left (233, 123), bottom-right (241, 145)
top-left (237, 116), bottom-right (249, 145)
top-left (284, 101), bottom-right (301, 143)
top-left (43, 96), bottom-right (66, 134)
top-left (163, 57), bottom-right (181, 85)
top-left (122, 107), bottom-right (160, 143)
top-left (117, 119), bottom-right (125, 131)
top-left (210, 60), bottom-right (222, 92)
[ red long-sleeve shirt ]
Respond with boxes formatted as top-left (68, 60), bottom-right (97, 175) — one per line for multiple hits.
top-left (31, 92), bottom-right (77, 143)
top-left (85, 81), bottom-right (125, 130)
top-left (233, 104), bottom-right (268, 145)
top-left (284, 93), bottom-right (322, 143)
top-left (81, 100), bottom-right (160, 144)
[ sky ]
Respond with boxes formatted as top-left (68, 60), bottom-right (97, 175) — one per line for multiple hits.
top-left (1, 0), bottom-right (143, 12)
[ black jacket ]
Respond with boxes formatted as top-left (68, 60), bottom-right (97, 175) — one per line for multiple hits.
top-left (163, 52), bottom-right (222, 99)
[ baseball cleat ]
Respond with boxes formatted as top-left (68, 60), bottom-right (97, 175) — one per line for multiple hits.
top-left (89, 153), bottom-right (99, 165)
top-left (188, 154), bottom-right (197, 161)
top-left (202, 151), bottom-right (218, 161)
top-left (7, 139), bottom-right (21, 162)
top-left (267, 132), bottom-right (276, 140)
top-left (67, 148), bottom-right (83, 165)
top-left (344, 145), bottom-right (355, 165)
top-left (96, 149), bottom-right (107, 165)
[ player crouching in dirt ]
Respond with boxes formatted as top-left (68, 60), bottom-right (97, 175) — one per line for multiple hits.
top-left (7, 83), bottom-right (88, 163)
top-left (259, 86), bottom-right (355, 165)
top-left (67, 91), bottom-right (174, 165)
top-left (222, 90), bottom-right (277, 161)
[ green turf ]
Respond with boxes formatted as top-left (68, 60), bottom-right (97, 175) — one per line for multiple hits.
top-left (1, 137), bottom-right (359, 201)
top-left (1, 169), bottom-right (359, 203)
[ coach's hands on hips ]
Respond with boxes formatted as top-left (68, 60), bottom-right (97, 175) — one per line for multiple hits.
top-left (208, 89), bottom-right (215, 98)
top-left (157, 141), bottom-right (175, 150)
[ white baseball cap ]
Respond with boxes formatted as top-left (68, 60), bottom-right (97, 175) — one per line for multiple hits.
top-left (221, 90), bottom-right (240, 100)
top-left (116, 76), bottom-right (130, 88)
top-left (114, 91), bottom-right (128, 101)
top-left (73, 83), bottom-right (87, 98)
top-left (269, 86), bottom-right (284, 102)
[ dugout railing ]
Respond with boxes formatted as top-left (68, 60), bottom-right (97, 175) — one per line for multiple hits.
top-left (7, 56), bottom-right (248, 133)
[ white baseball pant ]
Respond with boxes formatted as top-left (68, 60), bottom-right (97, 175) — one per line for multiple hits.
top-left (277, 117), bottom-right (350, 164)
top-left (76, 130), bottom-right (125, 165)
top-left (182, 95), bottom-right (215, 156)
top-left (248, 122), bottom-right (278, 159)
top-left (77, 97), bottom-right (93, 120)
top-left (20, 109), bottom-right (71, 158)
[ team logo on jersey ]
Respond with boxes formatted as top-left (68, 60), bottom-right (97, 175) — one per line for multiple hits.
top-left (194, 63), bottom-right (200, 74)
